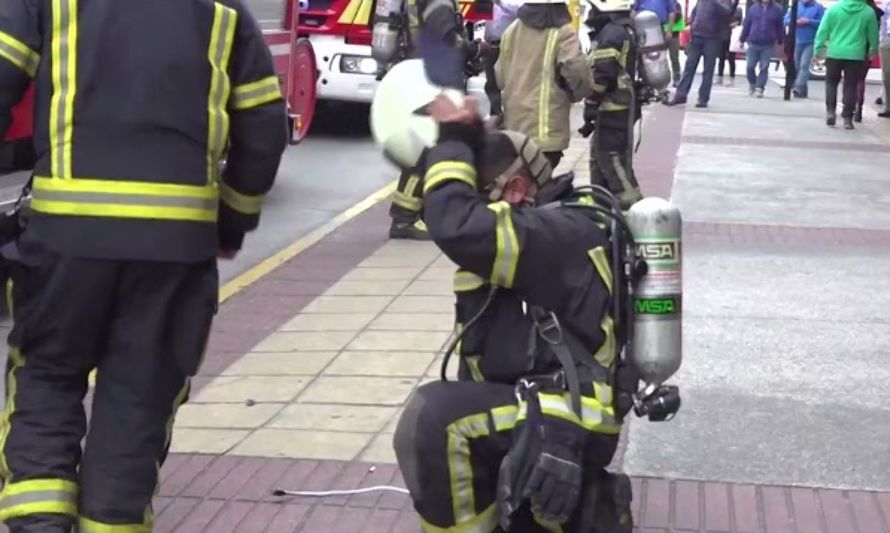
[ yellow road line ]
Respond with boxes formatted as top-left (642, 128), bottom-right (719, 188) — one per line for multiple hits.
top-left (219, 180), bottom-right (397, 303)
top-left (86, 180), bottom-right (397, 388)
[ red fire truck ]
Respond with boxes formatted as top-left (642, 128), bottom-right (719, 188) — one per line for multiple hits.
top-left (0, 12), bottom-right (319, 173)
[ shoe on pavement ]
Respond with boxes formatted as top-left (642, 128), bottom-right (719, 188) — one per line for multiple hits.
top-left (755, 88), bottom-right (764, 98)
top-left (877, 96), bottom-right (884, 106)
top-left (748, 85), bottom-right (756, 96)
top-left (726, 77), bottom-right (735, 87)
top-left (843, 117), bottom-right (855, 130)
top-left (878, 110), bottom-right (890, 118)
top-left (695, 101), bottom-right (708, 108)
top-left (664, 97), bottom-right (687, 106)
top-left (715, 76), bottom-right (724, 85)
top-left (854, 108), bottom-right (863, 123)
top-left (826, 113), bottom-right (837, 126)
top-left (389, 220), bottom-right (432, 240)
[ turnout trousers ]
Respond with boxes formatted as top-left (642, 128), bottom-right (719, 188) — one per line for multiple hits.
top-left (390, 170), bottom-right (425, 225)
top-left (0, 252), bottom-right (218, 532)
top-left (589, 117), bottom-right (642, 210)
top-left (394, 380), bottom-right (625, 533)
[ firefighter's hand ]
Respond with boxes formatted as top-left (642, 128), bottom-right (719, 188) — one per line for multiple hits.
top-left (428, 94), bottom-right (485, 149)
top-left (524, 417), bottom-right (584, 523)
top-left (578, 122), bottom-right (595, 138)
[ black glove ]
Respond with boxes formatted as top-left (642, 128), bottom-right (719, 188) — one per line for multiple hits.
top-left (438, 115), bottom-right (485, 150)
top-left (497, 392), bottom-right (585, 529)
top-left (578, 122), bottom-right (596, 138)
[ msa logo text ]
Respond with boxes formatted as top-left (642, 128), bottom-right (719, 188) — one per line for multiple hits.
top-left (636, 241), bottom-right (678, 261)
top-left (635, 298), bottom-right (677, 315)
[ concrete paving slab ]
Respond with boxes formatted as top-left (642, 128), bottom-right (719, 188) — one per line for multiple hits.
top-left (323, 351), bottom-right (435, 377)
top-left (298, 376), bottom-right (418, 405)
top-left (684, 245), bottom-right (890, 323)
top-left (367, 313), bottom-right (453, 331)
top-left (323, 279), bottom-right (411, 296)
top-left (386, 295), bottom-right (453, 313)
top-left (176, 403), bottom-right (284, 429)
top-left (300, 295), bottom-right (395, 314)
top-left (221, 352), bottom-right (337, 376)
top-left (279, 313), bottom-right (377, 332)
top-left (624, 388), bottom-right (890, 491)
top-left (682, 110), bottom-right (883, 144)
top-left (360, 433), bottom-right (398, 464)
top-left (347, 330), bottom-right (450, 352)
top-left (168, 429), bottom-right (250, 455)
top-left (231, 428), bottom-right (371, 460)
top-left (193, 376), bottom-right (310, 403)
top-left (267, 403), bottom-right (397, 433)
top-left (252, 331), bottom-right (357, 352)
top-left (340, 267), bottom-right (425, 281)
top-left (673, 144), bottom-right (890, 229)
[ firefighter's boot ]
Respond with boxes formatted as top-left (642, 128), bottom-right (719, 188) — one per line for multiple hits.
top-left (389, 219), bottom-right (432, 240)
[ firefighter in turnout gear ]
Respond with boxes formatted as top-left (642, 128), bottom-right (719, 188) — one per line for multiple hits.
top-left (494, 0), bottom-right (593, 169)
top-left (392, 94), bottom-right (635, 533)
top-left (0, 0), bottom-right (287, 530)
top-left (578, 0), bottom-right (645, 210)
top-left (383, 0), bottom-right (486, 240)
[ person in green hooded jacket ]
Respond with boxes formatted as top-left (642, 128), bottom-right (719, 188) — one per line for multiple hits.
top-left (814, 0), bottom-right (879, 129)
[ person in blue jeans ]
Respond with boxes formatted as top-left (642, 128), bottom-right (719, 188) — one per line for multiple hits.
top-left (784, 0), bottom-right (825, 97)
top-left (740, 0), bottom-right (785, 97)
top-left (665, 0), bottom-right (734, 107)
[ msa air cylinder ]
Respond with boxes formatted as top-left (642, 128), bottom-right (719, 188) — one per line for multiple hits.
top-left (625, 197), bottom-right (682, 386)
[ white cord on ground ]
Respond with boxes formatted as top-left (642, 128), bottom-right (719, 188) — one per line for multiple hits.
top-left (272, 485), bottom-right (410, 497)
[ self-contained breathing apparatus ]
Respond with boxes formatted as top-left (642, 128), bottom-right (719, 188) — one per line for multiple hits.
top-left (438, 186), bottom-right (682, 424)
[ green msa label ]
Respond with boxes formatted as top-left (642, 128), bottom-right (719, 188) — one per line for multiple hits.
top-left (635, 297), bottom-right (680, 315)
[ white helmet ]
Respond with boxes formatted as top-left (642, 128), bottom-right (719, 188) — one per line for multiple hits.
top-left (586, 0), bottom-right (632, 13)
top-left (370, 59), bottom-right (464, 169)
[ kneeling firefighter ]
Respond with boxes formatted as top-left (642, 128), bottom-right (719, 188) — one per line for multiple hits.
top-left (371, 60), bottom-right (683, 532)
top-left (372, 0), bottom-right (486, 239)
top-left (579, 0), bottom-right (672, 209)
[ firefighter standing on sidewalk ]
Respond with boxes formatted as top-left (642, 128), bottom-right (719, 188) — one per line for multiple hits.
top-left (494, 0), bottom-right (593, 168)
top-left (0, 0), bottom-right (286, 530)
top-left (579, 0), bottom-right (645, 209)
top-left (382, 0), bottom-right (486, 239)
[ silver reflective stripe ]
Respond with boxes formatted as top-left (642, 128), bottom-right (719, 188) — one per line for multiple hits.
top-left (0, 490), bottom-right (76, 512)
top-left (447, 414), bottom-right (490, 523)
top-left (32, 189), bottom-right (218, 210)
top-left (0, 34), bottom-right (39, 77)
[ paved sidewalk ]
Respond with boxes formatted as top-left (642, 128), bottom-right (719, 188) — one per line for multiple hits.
top-left (156, 83), bottom-right (890, 531)
top-left (4, 78), bottom-right (890, 532)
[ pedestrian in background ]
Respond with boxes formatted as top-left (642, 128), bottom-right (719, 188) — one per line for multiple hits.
top-left (666, 0), bottom-right (687, 86)
top-left (483, 0), bottom-right (523, 122)
top-left (717, 0), bottom-right (743, 85)
top-left (814, 0), bottom-right (879, 129)
top-left (665, 0), bottom-right (734, 107)
top-left (633, 0), bottom-right (678, 41)
top-left (784, 0), bottom-right (825, 98)
top-left (739, 0), bottom-right (785, 97)
top-left (879, 0), bottom-right (890, 117)
top-left (854, 0), bottom-right (885, 121)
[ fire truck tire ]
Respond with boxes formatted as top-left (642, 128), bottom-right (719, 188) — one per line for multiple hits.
top-left (290, 38), bottom-right (317, 144)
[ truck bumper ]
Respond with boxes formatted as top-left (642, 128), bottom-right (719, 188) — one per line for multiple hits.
top-left (308, 35), bottom-right (379, 103)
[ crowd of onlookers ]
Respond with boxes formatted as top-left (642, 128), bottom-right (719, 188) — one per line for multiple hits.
top-left (651, 0), bottom-right (885, 130)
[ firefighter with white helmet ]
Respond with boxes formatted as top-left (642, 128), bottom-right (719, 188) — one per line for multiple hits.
top-left (372, 0), bottom-right (486, 239)
top-left (373, 61), bottom-right (641, 533)
top-left (579, 0), bottom-right (646, 209)
top-left (494, 0), bottom-right (593, 168)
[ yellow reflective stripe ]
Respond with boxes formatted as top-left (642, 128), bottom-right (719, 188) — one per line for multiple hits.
top-left (79, 517), bottom-right (151, 533)
top-left (588, 246), bottom-right (612, 294)
top-left (591, 48), bottom-right (620, 60)
top-left (338, 0), bottom-right (362, 23)
top-left (591, 82), bottom-right (608, 93)
top-left (355, 0), bottom-right (374, 25)
top-left (420, 504), bottom-right (498, 533)
top-left (517, 393), bottom-right (620, 434)
top-left (453, 270), bottom-right (485, 292)
top-left (490, 405), bottom-right (518, 432)
top-left (446, 413), bottom-right (490, 524)
top-left (601, 102), bottom-right (629, 111)
top-left (593, 381), bottom-right (613, 408)
top-left (207, 3), bottom-right (238, 185)
top-left (486, 202), bottom-right (520, 288)
top-left (0, 479), bottom-right (78, 521)
top-left (392, 190), bottom-right (422, 212)
top-left (593, 313), bottom-right (617, 368)
top-left (220, 181), bottom-right (263, 215)
top-left (424, 161), bottom-right (477, 194)
top-left (464, 355), bottom-right (484, 382)
top-left (0, 278), bottom-right (19, 480)
top-left (537, 29), bottom-right (559, 143)
top-left (49, 0), bottom-right (78, 179)
top-left (231, 76), bottom-right (282, 110)
top-left (0, 32), bottom-right (39, 77)
top-left (30, 176), bottom-right (219, 222)
top-left (534, 514), bottom-right (564, 533)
